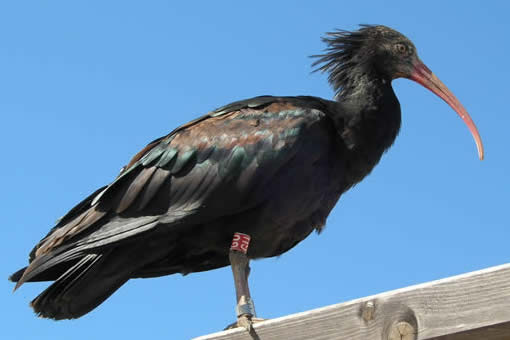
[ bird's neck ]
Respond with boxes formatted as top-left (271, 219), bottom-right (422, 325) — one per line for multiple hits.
top-left (333, 70), bottom-right (402, 185)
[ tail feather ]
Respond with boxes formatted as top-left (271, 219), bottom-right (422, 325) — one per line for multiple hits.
top-left (25, 237), bottom-right (171, 320)
top-left (30, 251), bottom-right (131, 320)
top-left (9, 267), bottom-right (27, 282)
top-left (10, 257), bottom-right (83, 284)
top-left (13, 223), bottom-right (171, 319)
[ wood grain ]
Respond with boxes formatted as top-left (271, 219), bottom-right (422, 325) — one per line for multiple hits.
top-left (194, 263), bottom-right (510, 340)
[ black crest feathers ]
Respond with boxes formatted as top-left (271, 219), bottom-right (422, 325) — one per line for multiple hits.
top-left (312, 25), bottom-right (393, 96)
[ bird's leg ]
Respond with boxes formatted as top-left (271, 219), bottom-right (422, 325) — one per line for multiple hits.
top-left (227, 232), bottom-right (263, 332)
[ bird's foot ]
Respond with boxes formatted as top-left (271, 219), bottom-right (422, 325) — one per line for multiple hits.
top-left (224, 316), bottom-right (266, 331)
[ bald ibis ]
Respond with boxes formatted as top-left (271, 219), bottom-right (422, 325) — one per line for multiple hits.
top-left (10, 25), bottom-right (483, 327)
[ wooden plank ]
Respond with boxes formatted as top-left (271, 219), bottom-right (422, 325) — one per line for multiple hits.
top-left (194, 263), bottom-right (510, 340)
top-left (431, 322), bottom-right (510, 340)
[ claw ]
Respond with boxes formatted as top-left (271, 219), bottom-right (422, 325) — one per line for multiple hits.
top-left (237, 314), bottom-right (253, 332)
top-left (224, 316), bottom-right (265, 331)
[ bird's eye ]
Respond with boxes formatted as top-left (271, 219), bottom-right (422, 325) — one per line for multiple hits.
top-left (395, 43), bottom-right (407, 54)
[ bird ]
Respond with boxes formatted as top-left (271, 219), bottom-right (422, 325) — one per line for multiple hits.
top-left (9, 25), bottom-right (483, 328)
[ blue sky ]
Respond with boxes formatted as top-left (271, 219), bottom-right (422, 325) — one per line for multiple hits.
top-left (2, 1), bottom-right (509, 339)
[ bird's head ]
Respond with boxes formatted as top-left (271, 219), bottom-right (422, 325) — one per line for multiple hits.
top-left (313, 25), bottom-right (484, 160)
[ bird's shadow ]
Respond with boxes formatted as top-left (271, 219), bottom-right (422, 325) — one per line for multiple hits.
top-left (248, 328), bottom-right (261, 340)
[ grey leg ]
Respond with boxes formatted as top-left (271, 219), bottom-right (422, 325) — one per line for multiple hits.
top-left (228, 233), bottom-right (260, 332)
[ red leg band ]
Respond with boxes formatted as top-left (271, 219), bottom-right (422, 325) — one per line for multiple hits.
top-left (230, 232), bottom-right (251, 254)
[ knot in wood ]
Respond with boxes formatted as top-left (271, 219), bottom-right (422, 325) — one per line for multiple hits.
top-left (361, 301), bottom-right (375, 321)
top-left (387, 321), bottom-right (416, 340)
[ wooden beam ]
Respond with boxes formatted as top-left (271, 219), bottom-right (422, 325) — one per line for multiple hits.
top-left (194, 263), bottom-right (510, 340)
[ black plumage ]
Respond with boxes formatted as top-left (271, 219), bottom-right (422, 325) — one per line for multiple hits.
top-left (10, 25), bottom-right (483, 320)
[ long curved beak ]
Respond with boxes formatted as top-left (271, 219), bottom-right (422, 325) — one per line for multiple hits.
top-left (409, 59), bottom-right (484, 160)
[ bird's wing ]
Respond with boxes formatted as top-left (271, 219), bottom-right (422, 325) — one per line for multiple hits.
top-left (19, 96), bottom-right (330, 285)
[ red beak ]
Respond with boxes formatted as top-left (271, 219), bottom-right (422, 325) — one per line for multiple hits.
top-left (409, 60), bottom-right (484, 160)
